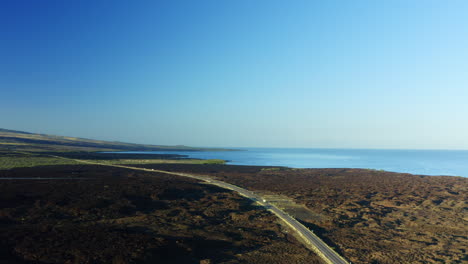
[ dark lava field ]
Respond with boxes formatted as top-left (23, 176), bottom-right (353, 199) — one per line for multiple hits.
top-left (131, 164), bottom-right (467, 264)
top-left (0, 165), bottom-right (321, 264)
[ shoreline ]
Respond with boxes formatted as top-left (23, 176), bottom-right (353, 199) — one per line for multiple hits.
top-left (105, 149), bottom-right (468, 178)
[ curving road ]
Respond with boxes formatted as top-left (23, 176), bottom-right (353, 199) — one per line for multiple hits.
top-left (193, 177), bottom-right (349, 264)
top-left (52, 157), bottom-right (349, 264)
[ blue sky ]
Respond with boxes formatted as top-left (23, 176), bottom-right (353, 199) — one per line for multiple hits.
top-left (1, 0), bottom-right (468, 149)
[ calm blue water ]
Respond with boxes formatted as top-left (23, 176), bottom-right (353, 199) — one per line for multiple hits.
top-left (115, 148), bottom-right (468, 177)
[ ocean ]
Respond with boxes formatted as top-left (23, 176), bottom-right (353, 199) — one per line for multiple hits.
top-left (117, 148), bottom-right (468, 177)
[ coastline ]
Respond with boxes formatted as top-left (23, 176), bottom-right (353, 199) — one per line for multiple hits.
top-left (107, 148), bottom-right (468, 178)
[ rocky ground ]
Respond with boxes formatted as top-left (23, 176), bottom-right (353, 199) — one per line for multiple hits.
top-left (134, 164), bottom-right (468, 264)
top-left (0, 165), bottom-right (321, 264)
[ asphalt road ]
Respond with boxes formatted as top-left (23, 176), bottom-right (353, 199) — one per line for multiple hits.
top-left (202, 178), bottom-right (349, 264)
top-left (53, 157), bottom-right (349, 264)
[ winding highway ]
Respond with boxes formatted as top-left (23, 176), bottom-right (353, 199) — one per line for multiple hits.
top-left (52, 156), bottom-right (349, 264)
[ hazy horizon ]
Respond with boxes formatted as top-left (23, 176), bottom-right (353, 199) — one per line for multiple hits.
top-left (2, 1), bottom-right (468, 150)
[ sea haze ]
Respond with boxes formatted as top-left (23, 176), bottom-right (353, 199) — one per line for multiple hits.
top-left (116, 148), bottom-right (468, 177)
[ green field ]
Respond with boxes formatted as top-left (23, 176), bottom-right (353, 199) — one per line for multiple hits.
top-left (96, 158), bottom-right (225, 166)
top-left (0, 153), bottom-right (225, 170)
top-left (0, 156), bottom-right (82, 169)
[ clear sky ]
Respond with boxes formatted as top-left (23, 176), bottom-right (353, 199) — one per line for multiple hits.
top-left (1, 0), bottom-right (468, 149)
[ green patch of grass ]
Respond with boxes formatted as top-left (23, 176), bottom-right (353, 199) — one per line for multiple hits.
top-left (0, 156), bottom-right (81, 170)
top-left (195, 159), bottom-right (226, 165)
top-left (261, 167), bottom-right (282, 171)
top-left (98, 159), bottom-right (225, 165)
top-left (0, 153), bottom-right (225, 170)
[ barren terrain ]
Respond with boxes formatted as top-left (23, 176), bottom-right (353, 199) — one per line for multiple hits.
top-left (0, 165), bottom-right (321, 264)
top-left (134, 164), bottom-right (468, 264)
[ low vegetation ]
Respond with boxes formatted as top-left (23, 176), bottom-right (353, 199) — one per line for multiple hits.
top-left (260, 167), bottom-right (283, 171)
top-left (98, 158), bottom-right (225, 166)
top-left (0, 155), bottom-right (81, 169)
top-left (0, 152), bottom-right (225, 170)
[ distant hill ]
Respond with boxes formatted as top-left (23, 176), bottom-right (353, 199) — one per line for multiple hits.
top-left (0, 128), bottom-right (231, 152)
